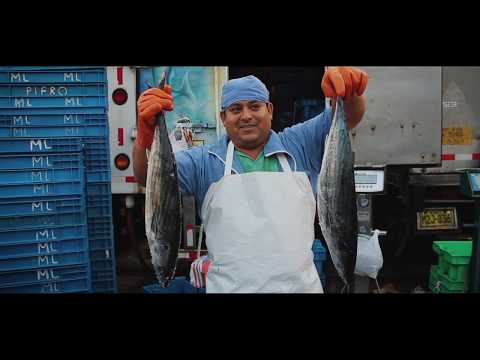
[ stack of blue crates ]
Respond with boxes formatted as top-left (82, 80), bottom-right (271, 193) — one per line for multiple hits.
top-left (84, 137), bottom-right (116, 293)
top-left (0, 66), bottom-right (116, 293)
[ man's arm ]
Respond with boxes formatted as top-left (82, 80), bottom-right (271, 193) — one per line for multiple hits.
top-left (133, 142), bottom-right (148, 186)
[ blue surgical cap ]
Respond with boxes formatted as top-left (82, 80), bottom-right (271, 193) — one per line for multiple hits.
top-left (221, 75), bottom-right (269, 110)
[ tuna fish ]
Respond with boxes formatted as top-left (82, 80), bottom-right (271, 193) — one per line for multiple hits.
top-left (317, 97), bottom-right (358, 292)
top-left (144, 70), bottom-right (182, 287)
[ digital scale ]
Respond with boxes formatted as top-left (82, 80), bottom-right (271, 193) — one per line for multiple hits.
top-left (354, 169), bottom-right (385, 194)
top-left (354, 167), bottom-right (385, 235)
top-left (352, 167), bottom-right (386, 293)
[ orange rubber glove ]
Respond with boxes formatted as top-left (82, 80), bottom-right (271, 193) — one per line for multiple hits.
top-left (321, 67), bottom-right (368, 99)
top-left (136, 85), bottom-right (174, 149)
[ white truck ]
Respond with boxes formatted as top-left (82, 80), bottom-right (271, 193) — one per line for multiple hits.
top-left (110, 66), bottom-right (480, 289)
top-left (351, 66), bottom-right (480, 290)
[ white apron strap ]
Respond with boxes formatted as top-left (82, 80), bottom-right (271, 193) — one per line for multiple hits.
top-left (276, 153), bottom-right (292, 173)
top-left (196, 223), bottom-right (204, 258)
top-left (224, 141), bottom-right (235, 176)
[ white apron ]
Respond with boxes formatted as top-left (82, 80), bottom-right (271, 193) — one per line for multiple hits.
top-left (200, 141), bottom-right (323, 293)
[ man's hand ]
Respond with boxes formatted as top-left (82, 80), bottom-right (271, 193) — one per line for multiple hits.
top-left (322, 67), bottom-right (368, 129)
top-left (136, 85), bottom-right (174, 149)
top-left (321, 67), bottom-right (368, 99)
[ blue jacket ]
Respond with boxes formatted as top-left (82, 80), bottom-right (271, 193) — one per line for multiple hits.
top-left (176, 108), bottom-right (333, 216)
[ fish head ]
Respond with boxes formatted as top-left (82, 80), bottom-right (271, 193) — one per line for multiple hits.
top-left (220, 100), bottom-right (273, 150)
top-left (155, 241), bottom-right (172, 267)
top-left (150, 239), bottom-right (175, 283)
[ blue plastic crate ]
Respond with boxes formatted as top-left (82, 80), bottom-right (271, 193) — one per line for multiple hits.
top-left (0, 153), bottom-right (82, 170)
top-left (0, 181), bottom-right (84, 199)
top-left (83, 137), bottom-right (109, 147)
top-left (84, 150), bottom-right (109, 160)
top-left (91, 267), bottom-right (115, 281)
top-left (86, 193), bottom-right (111, 203)
top-left (0, 125), bottom-right (108, 138)
top-left (0, 96), bottom-right (107, 109)
top-left (0, 167), bottom-right (83, 184)
top-left (88, 231), bottom-right (113, 241)
top-left (0, 264), bottom-right (89, 287)
top-left (143, 277), bottom-right (205, 294)
top-left (90, 248), bottom-right (114, 262)
top-left (0, 84), bottom-right (106, 98)
top-left (86, 197), bottom-right (112, 218)
top-left (83, 140), bottom-right (111, 180)
top-left (0, 237), bottom-right (88, 259)
top-left (0, 107), bottom-right (107, 116)
top-left (89, 237), bottom-right (113, 251)
top-left (84, 144), bottom-right (109, 153)
top-left (84, 153), bottom-right (110, 165)
top-left (90, 253), bottom-right (116, 293)
top-left (312, 239), bottom-right (327, 261)
top-left (0, 69), bottom-right (107, 84)
top-left (91, 258), bottom-right (114, 272)
top-left (0, 211), bottom-right (86, 231)
top-left (87, 206), bottom-right (112, 218)
top-left (84, 154), bottom-right (110, 165)
top-left (312, 239), bottom-right (327, 287)
top-left (84, 158), bottom-right (110, 170)
top-left (0, 224), bottom-right (85, 245)
top-left (86, 170), bottom-right (111, 182)
top-left (84, 155), bottom-right (110, 166)
top-left (0, 113), bottom-right (108, 127)
top-left (0, 249), bottom-right (89, 272)
top-left (91, 280), bottom-right (116, 293)
top-left (83, 137), bottom-right (110, 148)
top-left (0, 277), bottom-right (90, 293)
top-left (84, 149), bottom-right (109, 159)
top-left (87, 217), bottom-right (113, 250)
top-left (88, 225), bottom-right (113, 239)
top-left (0, 196), bottom-right (84, 217)
top-left (87, 218), bottom-right (112, 234)
top-left (86, 182), bottom-right (110, 195)
top-left (0, 137), bottom-right (82, 154)
top-left (90, 251), bottom-right (116, 287)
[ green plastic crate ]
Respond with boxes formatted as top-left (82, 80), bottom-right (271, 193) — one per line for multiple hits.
top-left (438, 272), bottom-right (467, 292)
top-left (432, 241), bottom-right (472, 283)
top-left (429, 265), bottom-right (465, 293)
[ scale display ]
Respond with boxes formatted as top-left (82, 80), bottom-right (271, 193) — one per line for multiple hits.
top-left (460, 170), bottom-right (480, 198)
top-left (354, 170), bottom-right (384, 193)
top-left (470, 173), bottom-right (480, 194)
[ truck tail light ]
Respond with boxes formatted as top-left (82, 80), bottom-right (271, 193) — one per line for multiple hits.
top-left (115, 154), bottom-right (130, 170)
top-left (112, 88), bottom-right (128, 105)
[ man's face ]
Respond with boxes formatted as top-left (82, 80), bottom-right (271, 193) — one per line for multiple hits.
top-left (220, 100), bottom-right (273, 150)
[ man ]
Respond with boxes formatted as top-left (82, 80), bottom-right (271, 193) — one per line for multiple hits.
top-left (133, 67), bottom-right (368, 293)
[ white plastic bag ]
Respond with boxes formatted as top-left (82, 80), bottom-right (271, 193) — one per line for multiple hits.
top-left (354, 229), bottom-right (384, 279)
